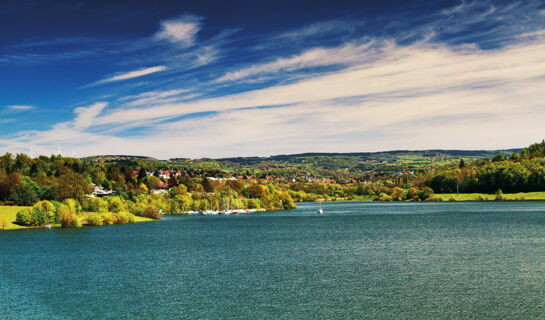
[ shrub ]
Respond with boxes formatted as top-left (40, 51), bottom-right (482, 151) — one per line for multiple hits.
top-left (102, 213), bottom-right (115, 225)
top-left (142, 205), bottom-right (161, 219)
top-left (59, 204), bottom-right (81, 228)
top-left (32, 200), bottom-right (56, 226)
top-left (374, 193), bottom-right (393, 201)
top-left (86, 213), bottom-right (103, 226)
top-left (424, 196), bottom-right (443, 202)
top-left (495, 189), bottom-right (506, 201)
top-left (15, 208), bottom-right (33, 226)
top-left (113, 212), bottom-right (135, 224)
top-left (107, 196), bottom-right (126, 213)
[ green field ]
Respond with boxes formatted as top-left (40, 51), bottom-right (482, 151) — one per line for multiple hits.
top-left (434, 192), bottom-right (545, 201)
top-left (0, 205), bottom-right (154, 231)
top-left (0, 206), bottom-right (32, 230)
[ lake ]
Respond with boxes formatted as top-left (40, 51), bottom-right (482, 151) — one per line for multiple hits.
top-left (2, 201), bottom-right (545, 319)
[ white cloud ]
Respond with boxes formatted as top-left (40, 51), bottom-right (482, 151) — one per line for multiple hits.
top-left (155, 15), bottom-right (201, 47)
top-left (216, 41), bottom-right (376, 82)
top-left (69, 102), bottom-right (108, 130)
top-left (274, 20), bottom-right (356, 40)
top-left (6, 105), bottom-right (34, 111)
top-left (120, 89), bottom-right (192, 107)
top-left (94, 66), bottom-right (167, 85)
top-left (90, 38), bottom-right (545, 127)
top-left (3, 36), bottom-right (545, 158)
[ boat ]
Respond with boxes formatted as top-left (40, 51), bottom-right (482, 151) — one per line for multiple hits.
top-left (317, 202), bottom-right (323, 214)
top-left (44, 224), bottom-right (52, 229)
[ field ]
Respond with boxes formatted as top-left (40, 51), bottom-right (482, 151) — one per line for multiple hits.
top-left (0, 206), bottom-right (30, 230)
top-left (434, 192), bottom-right (545, 201)
top-left (0, 205), bottom-right (154, 231)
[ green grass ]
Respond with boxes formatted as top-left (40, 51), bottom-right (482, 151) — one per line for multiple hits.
top-left (0, 205), bottom-right (155, 231)
top-left (435, 192), bottom-right (545, 201)
top-left (0, 205), bottom-right (30, 230)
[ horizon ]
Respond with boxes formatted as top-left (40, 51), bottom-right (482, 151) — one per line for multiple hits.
top-left (1, 0), bottom-right (544, 158)
top-left (11, 145), bottom-right (524, 161)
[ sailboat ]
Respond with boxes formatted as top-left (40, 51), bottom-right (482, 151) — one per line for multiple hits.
top-left (317, 202), bottom-right (323, 214)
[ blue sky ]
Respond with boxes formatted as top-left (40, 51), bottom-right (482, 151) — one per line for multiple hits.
top-left (1, 0), bottom-right (544, 159)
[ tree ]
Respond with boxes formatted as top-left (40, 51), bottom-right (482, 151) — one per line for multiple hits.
top-left (201, 177), bottom-right (214, 193)
top-left (137, 167), bottom-right (147, 181)
top-left (10, 183), bottom-right (37, 206)
top-left (0, 172), bottom-right (21, 201)
top-left (58, 204), bottom-right (81, 228)
top-left (459, 158), bottom-right (465, 168)
top-left (137, 183), bottom-right (149, 195)
top-left (492, 153), bottom-right (507, 162)
top-left (180, 174), bottom-right (195, 192)
top-left (15, 208), bottom-right (32, 226)
top-left (31, 201), bottom-right (56, 226)
top-left (55, 172), bottom-right (92, 202)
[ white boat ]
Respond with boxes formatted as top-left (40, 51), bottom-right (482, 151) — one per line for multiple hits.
top-left (44, 224), bottom-right (52, 229)
top-left (317, 202), bottom-right (323, 214)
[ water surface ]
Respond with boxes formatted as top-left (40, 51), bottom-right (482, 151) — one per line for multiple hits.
top-left (2, 201), bottom-right (545, 319)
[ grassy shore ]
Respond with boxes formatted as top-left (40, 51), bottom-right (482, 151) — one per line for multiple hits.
top-left (0, 206), bottom-right (30, 230)
top-left (0, 205), bottom-right (154, 231)
top-left (434, 192), bottom-right (545, 201)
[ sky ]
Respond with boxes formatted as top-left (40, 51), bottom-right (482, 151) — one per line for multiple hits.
top-left (0, 0), bottom-right (544, 159)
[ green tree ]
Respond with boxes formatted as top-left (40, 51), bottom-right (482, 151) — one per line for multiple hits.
top-left (10, 182), bottom-right (37, 206)
top-left (459, 158), bottom-right (465, 168)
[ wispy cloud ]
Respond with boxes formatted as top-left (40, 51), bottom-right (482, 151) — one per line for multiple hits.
top-left (155, 14), bottom-right (201, 47)
top-left (53, 102), bottom-right (108, 130)
top-left (92, 66), bottom-right (167, 85)
top-left (216, 41), bottom-right (376, 82)
top-left (3, 1), bottom-right (545, 158)
top-left (274, 20), bottom-right (357, 41)
top-left (6, 105), bottom-right (34, 111)
top-left (0, 118), bottom-right (15, 124)
top-left (119, 89), bottom-right (192, 107)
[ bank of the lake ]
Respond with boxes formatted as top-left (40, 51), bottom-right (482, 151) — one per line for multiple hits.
top-left (0, 205), bottom-right (154, 231)
top-left (2, 201), bottom-right (545, 319)
top-left (314, 191), bottom-right (545, 203)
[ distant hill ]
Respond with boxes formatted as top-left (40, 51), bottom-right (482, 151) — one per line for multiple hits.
top-left (157, 148), bottom-right (523, 178)
top-left (211, 149), bottom-right (521, 165)
top-left (83, 155), bottom-right (158, 163)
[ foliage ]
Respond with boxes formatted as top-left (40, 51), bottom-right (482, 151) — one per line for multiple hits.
top-left (86, 213), bottom-right (103, 226)
top-left (10, 182), bottom-right (37, 206)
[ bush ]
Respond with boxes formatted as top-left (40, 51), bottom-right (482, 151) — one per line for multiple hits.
top-left (86, 213), bottom-right (103, 226)
top-left (424, 196), bottom-right (443, 201)
top-left (495, 189), bottom-right (506, 201)
top-left (59, 204), bottom-right (81, 228)
top-left (15, 208), bottom-right (32, 226)
top-left (374, 193), bottom-right (393, 201)
top-left (31, 200), bottom-right (56, 226)
top-left (107, 196), bottom-right (126, 213)
top-left (142, 205), bottom-right (161, 219)
top-left (113, 212), bottom-right (135, 224)
top-left (102, 213), bottom-right (115, 225)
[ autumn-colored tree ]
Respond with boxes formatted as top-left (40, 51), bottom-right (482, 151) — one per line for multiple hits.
top-left (55, 172), bottom-right (92, 202)
top-left (0, 172), bottom-right (21, 201)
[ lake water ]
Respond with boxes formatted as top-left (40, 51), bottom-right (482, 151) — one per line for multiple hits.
top-left (2, 201), bottom-right (545, 319)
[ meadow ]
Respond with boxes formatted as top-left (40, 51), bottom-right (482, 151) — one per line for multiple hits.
top-left (0, 205), bottom-right (153, 231)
